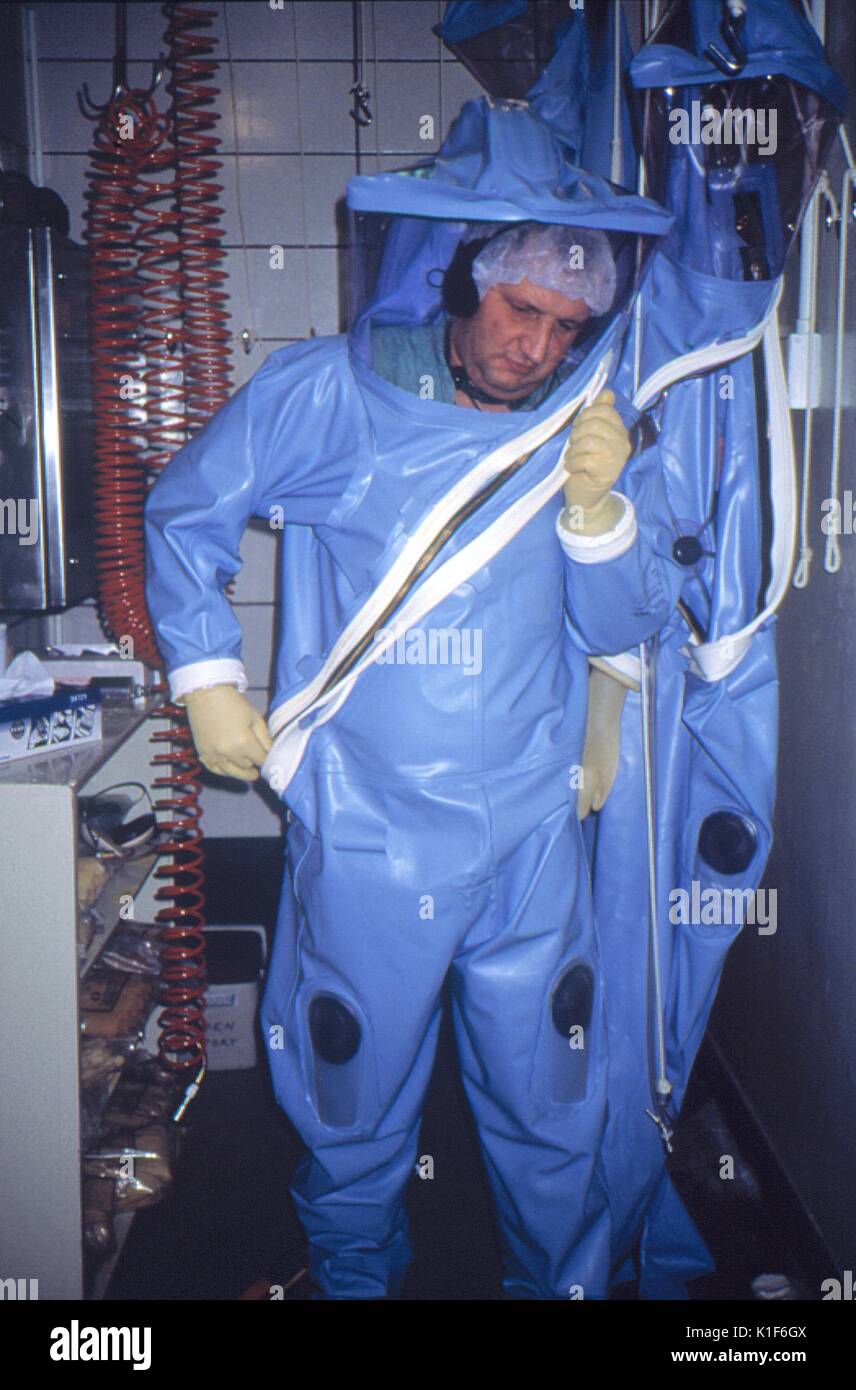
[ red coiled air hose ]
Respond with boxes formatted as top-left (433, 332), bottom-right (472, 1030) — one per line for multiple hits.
top-left (84, 3), bottom-right (235, 1071)
top-left (85, 91), bottom-right (162, 663)
top-left (164, 3), bottom-right (232, 427)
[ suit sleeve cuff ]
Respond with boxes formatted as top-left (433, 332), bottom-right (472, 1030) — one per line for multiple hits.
top-left (556, 492), bottom-right (637, 564)
top-left (168, 659), bottom-right (249, 704)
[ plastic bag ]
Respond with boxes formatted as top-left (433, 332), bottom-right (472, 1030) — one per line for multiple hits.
top-left (100, 923), bottom-right (162, 977)
top-left (83, 1122), bottom-right (175, 1212)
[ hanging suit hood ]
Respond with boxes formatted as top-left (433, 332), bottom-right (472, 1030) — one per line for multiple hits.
top-left (631, 0), bottom-right (847, 112)
top-left (436, 0), bottom-right (639, 184)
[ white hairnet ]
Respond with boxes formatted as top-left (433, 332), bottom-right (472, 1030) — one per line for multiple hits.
top-left (470, 223), bottom-right (617, 317)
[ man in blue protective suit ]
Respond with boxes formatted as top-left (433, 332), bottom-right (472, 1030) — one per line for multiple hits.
top-left (145, 154), bottom-right (685, 1296)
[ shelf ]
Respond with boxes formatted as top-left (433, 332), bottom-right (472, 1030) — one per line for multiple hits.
top-left (0, 696), bottom-right (165, 791)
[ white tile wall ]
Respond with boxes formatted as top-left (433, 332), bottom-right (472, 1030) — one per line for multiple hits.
top-left (294, 61), bottom-right (362, 153)
top-left (223, 154), bottom-right (306, 244)
top-left (35, 2), bottom-right (130, 60)
top-left (224, 246), bottom-right (309, 339)
top-left (301, 155), bottom-right (355, 244)
top-left (374, 62), bottom-right (442, 154)
top-left (229, 61), bottom-right (301, 153)
top-left (372, 1), bottom-right (442, 61)
top-left (230, 603), bottom-right (278, 690)
top-left (292, 1), bottom-right (355, 60)
top-left (440, 57), bottom-right (489, 119)
top-left (222, 3), bottom-right (296, 62)
top-left (40, 154), bottom-right (88, 241)
top-left (30, 0), bottom-right (483, 837)
top-left (307, 247), bottom-right (343, 335)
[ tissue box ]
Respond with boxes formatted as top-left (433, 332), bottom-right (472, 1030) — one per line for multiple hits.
top-left (0, 688), bottom-right (102, 765)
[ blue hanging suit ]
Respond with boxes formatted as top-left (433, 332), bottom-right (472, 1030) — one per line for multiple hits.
top-left (604, 0), bottom-right (844, 1299)
top-left (439, 0), bottom-right (845, 1298)
top-left (438, 0), bottom-right (844, 1300)
top-left (144, 0), bottom-right (845, 1299)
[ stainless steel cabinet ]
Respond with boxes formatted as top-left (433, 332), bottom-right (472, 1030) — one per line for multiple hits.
top-left (0, 223), bottom-right (94, 612)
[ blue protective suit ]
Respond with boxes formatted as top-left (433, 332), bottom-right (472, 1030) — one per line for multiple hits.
top-left (143, 0), bottom-right (848, 1298)
top-left (144, 98), bottom-right (692, 1298)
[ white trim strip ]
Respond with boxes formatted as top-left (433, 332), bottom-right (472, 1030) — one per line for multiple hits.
top-left (169, 659), bottom-right (249, 704)
top-left (632, 279), bottom-right (783, 414)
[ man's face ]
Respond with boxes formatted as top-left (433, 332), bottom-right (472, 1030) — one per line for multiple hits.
top-left (452, 277), bottom-right (591, 402)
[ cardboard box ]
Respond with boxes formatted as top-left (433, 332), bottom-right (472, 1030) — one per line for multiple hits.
top-left (203, 927), bottom-right (267, 1071)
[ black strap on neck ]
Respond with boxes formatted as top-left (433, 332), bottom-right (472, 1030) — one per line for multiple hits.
top-left (445, 322), bottom-right (529, 410)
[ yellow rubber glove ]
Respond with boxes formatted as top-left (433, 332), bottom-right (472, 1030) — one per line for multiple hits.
top-left (562, 389), bottom-right (632, 535)
top-left (182, 685), bottom-right (272, 782)
top-left (578, 665), bottom-right (628, 820)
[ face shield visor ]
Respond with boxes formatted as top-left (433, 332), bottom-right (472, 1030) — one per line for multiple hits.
top-left (344, 97), bottom-right (672, 408)
top-left (631, 0), bottom-right (843, 281)
top-left (346, 204), bottom-right (660, 407)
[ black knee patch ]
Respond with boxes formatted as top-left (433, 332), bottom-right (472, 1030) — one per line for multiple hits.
top-left (548, 962), bottom-right (594, 1104)
top-left (309, 994), bottom-right (361, 1065)
top-left (306, 993), bottom-right (363, 1128)
top-left (697, 811), bottom-right (757, 876)
top-left (551, 963), bottom-right (594, 1038)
